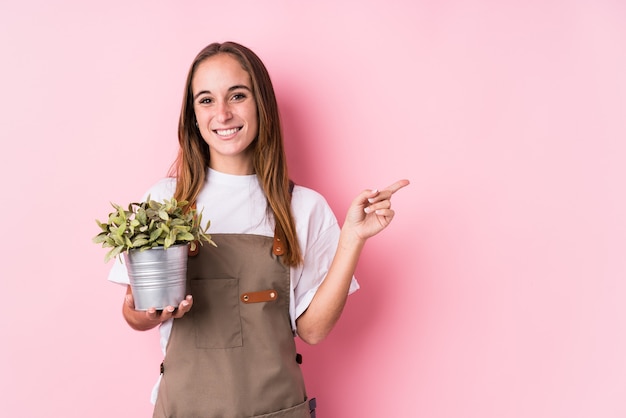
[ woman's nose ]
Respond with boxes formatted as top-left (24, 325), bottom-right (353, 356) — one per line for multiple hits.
top-left (216, 101), bottom-right (232, 122)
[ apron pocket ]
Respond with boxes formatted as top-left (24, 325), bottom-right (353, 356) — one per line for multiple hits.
top-left (190, 277), bottom-right (243, 349)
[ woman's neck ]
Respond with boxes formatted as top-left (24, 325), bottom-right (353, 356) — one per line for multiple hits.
top-left (208, 157), bottom-right (254, 176)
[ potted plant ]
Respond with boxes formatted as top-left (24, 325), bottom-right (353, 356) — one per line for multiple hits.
top-left (93, 197), bottom-right (216, 310)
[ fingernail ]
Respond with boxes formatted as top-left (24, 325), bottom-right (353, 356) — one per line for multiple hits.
top-left (364, 207), bottom-right (372, 214)
top-left (167, 306), bottom-right (175, 313)
top-left (368, 190), bottom-right (378, 203)
top-left (182, 301), bottom-right (189, 307)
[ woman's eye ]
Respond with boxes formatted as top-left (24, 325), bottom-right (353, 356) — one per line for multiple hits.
top-left (231, 93), bottom-right (246, 101)
top-left (199, 97), bottom-right (213, 104)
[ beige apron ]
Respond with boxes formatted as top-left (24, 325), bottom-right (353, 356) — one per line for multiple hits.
top-left (153, 234), bottom-right (311, 418)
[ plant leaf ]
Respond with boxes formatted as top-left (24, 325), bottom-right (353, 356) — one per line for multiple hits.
top-left (105, 245), bottom-right (124, 263)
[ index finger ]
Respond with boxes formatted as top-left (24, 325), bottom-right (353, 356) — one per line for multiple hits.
top-left (384, 179), bottom-right (410, 194)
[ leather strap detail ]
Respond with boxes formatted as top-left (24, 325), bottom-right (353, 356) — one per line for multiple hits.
top-left (240, 289), bottom-right (278, 304)
top-left (273, 236), bottom-right (285, 256)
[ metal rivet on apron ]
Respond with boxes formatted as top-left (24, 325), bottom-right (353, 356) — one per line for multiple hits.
top-left (270, 292), bottom-right (276, 299)
top-left (243, 294), bottom-right (249, 302)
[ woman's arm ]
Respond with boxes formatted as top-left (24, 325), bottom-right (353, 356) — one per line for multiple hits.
top-left (295, 179), bottom-right (410, 344)
top-left (122, 285), bottom-right (193, 331)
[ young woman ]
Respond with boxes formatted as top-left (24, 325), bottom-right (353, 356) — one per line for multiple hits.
top-left (109, 41), bottom-right (409, 417)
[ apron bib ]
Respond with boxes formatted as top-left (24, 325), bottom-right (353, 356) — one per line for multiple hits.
top-left (153, 234), bottom-right (309, 418)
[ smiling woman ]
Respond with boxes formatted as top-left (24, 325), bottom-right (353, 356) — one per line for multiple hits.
top-left (107, 41), bottom-right (408, 418)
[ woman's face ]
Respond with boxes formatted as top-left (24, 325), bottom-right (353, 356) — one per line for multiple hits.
top-left (192, 53), bottom-right (259, 174)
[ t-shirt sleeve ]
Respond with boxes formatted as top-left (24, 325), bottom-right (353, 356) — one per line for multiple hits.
top-left (108, 257), bottom-right (130, 285)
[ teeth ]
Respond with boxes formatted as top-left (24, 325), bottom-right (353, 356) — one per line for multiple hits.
top-left (215, 128), bottom-right (240, 136)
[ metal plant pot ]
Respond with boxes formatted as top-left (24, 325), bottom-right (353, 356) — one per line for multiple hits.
top-left (123, 244), bottom-right (189, 311)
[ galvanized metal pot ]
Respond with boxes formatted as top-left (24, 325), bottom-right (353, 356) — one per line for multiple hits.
top-left (123, 244), bottom-right (189, 311)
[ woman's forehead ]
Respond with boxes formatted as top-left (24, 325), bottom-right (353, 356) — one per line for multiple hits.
top-left (192, 54), bottom-right (251, 91)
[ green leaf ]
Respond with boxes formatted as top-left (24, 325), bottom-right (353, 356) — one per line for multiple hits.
top-left (136, 209), bottom-right (147, 225)
top-left (93, 233), bottom-right (108, 244)
top-left (105, 245), bottom-right (124, 263)
top-left (149, 228), bottom-right (163, 242)
top-left (111, 234), bottom-right (124, 246)
top-left (177, 232), bottom-right (195, 242)
top-left (165, 229), bottom-right (177, 248)
top-left (170, 218), bottom-right (185, 226)
top-left (132, 238), bottom-right (149, 248)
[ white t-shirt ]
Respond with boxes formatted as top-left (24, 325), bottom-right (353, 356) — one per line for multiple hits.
top-left (109, 168), bottom-right (359, 349)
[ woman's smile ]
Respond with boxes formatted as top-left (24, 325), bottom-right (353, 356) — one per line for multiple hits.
top-left (214, 127), bottom-right (242, 137)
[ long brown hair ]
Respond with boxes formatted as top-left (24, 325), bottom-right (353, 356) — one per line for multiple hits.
top-left (170, 41), bottom-right (302, 266)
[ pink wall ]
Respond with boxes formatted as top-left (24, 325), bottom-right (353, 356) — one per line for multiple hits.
top-left (1, 1), bottom-right (625, 416)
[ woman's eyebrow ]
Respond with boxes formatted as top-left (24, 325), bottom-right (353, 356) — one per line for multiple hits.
top-left (228, 84), bottom-right (252, 92)
top-left (193, 85), bottom-right (252, 100)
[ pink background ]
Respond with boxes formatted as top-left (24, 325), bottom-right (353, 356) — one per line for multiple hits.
top-left (1, 1), bottom-right (625, 417)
